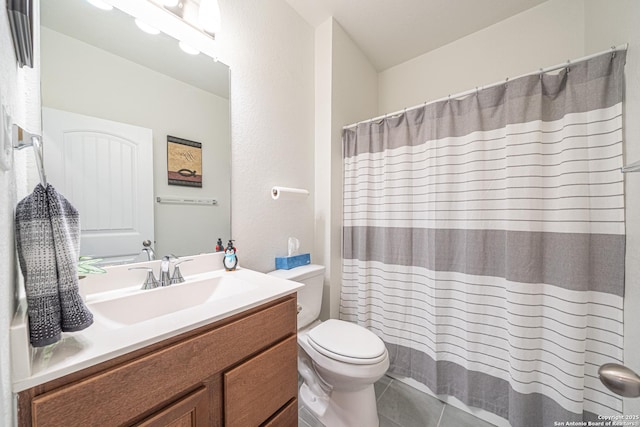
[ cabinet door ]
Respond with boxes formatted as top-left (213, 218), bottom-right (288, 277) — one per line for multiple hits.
top-left (136, 387), bottom-right (208, 427)
top-left (224, 336), bottom-right (297, 427)
top-left (28, 298), bottom-right (295, 426)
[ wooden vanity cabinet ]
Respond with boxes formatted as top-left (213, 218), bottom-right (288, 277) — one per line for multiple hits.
top-left (17, 295), bottom-right (298, 427)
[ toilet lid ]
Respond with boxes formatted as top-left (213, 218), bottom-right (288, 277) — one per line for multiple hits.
top-left (307, 319), bottom-right (387, 364)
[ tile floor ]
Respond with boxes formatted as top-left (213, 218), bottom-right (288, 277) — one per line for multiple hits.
top-left (298, 375), bottom-right (496, 427)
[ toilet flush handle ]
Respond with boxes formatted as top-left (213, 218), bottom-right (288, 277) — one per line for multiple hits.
top-left (599, 363), bottom-right (640, 398)
top-left (297, 304), bottom-right (302, 314)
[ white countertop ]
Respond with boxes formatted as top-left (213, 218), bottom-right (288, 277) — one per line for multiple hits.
top-left (11, 253), bottom-right (302, 392)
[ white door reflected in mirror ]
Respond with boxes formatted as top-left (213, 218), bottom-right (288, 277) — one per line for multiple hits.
top-left (43, 107), bottom-right (154, 264)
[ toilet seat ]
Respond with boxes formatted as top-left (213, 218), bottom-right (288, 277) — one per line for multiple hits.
top-left (307, 319), bottom-right (387, 365)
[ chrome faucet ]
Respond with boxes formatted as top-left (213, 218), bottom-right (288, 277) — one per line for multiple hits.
top-left (131, 256), bottom-right (193, 290)
top-left (159, 256), bottom-right (172, 287)
top-left (128, 267), bottom-right (160, 290)
top-left (132, 240), bottom-right (155, 263)
top-left (170, 258), bottom-right (193, 284)
top-left (141, 240), bottom-right (155, 261)
top-left (159, 255), bottom-right (193, 286)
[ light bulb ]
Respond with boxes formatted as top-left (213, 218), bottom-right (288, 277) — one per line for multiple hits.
top-left (86, 0), bottom-right (113, 11)
top-left (163, 0), bottom-right (180, 7)
top-left (178, 41), bottom-right (200, 55)
top-left (135, 19), bottom-right (160, 35)
top-left (198, 0), bottom-right (221, 34)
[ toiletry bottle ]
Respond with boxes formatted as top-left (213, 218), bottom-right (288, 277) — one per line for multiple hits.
top-left (215, 238), bottom-right (223, 252)
top-left (223, 240), bottom-right (238, 271)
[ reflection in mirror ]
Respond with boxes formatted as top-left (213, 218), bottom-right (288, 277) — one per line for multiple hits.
top-left (38, 0), bottom-right (231, 264)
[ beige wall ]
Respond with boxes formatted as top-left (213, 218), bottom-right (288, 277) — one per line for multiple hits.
top-left (314, 18), bottom-right (378, 319)
top-left (583, 0), bottom-right (640, 416)
top-left (219, 0), bottom-right (316, 273)
top-left (328, 21), bottom-right (378, 318)
top-left (314, 18), bottom-right (334, 319)
top-left (40, 27), bottom-right (231, 258)
top-left (0, 1), bottom-right (41, 424)
top-left (378, 0), bottom-right (585, 114)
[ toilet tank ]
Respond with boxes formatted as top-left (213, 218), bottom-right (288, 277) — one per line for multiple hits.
top-left (267, 264), bottom-right (325, 329)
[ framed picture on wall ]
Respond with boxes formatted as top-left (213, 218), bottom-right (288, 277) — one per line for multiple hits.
top-left (167, 135), bottom-right (203, 187)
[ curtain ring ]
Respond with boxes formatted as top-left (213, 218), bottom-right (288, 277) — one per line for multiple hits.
top-left (611, 45), bottom-right (617, 59)
top-left (566, 59), bottom-right (571, 73)
top-left (539, 68), bottom-right (543, 81)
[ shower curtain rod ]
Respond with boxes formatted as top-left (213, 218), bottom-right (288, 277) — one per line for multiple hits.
top-left (343, 43), bottom-right (629, 130)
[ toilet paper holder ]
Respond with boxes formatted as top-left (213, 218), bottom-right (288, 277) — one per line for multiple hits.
top-left (271, 186), bottom-right (309, 200)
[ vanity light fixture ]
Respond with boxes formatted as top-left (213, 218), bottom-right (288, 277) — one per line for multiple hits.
top-left (86, 0), bottom-right (113, 11)
top-left (178, 40), bottom-right (199, 55)
top-left (111, 0), bottom-right (219, 59)
top-left (7, 0), bottom-right (34, 68)
top-left (135, 18), bottom-right (160, 35)
top-left (198, 0), bottom-right (221, 35)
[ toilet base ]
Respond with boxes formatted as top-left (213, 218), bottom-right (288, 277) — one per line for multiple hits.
top-left (300, 381), bottom-right (380, 427)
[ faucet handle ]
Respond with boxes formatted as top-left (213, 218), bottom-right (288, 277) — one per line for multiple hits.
top-left (128, 267), bottom-right (160, 290)
top-left (170, 259), bottom-right (193, 284)
top-left (159, 256), bottom-right (172, 287)
top-left (173, 258), bottom-right (193, 267)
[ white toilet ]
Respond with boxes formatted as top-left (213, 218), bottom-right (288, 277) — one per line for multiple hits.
top-left (268, 264), bottom-right (389, 427)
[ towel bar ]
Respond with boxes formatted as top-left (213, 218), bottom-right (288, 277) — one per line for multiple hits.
top-left (13, 124), bottom-right (47, 186)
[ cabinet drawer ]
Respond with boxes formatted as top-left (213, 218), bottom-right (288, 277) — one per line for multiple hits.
top-left (262, 398), bottom-right (297, 427)
top-left (224, 335), bottom-right (297, 427)
top-left (31, 297), bottom-right (296, 426)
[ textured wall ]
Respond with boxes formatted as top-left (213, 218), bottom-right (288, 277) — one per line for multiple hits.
top-left (327, 21), bottom-right (378, 318)
top-left (377, 0), bottom-right (585, 113)
top-left (0, 1), bottom-right (41, 425)
top-left (314, 19), bottom-right (378, 320)
top-left (314, 19), bottom-right (333, 318)
top-left (583, 0), bottom-right (640, 416)
top-left (218, 0), bottom-right (315, 273)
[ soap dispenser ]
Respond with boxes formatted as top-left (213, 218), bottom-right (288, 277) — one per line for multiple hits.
top-left (215, 238), bottom-right (224, 252)
top-left (223, 240), bottom-right (238, 271)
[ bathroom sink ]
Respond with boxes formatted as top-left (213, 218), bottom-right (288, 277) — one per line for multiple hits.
top-left (11, 253), bottom-right (305, 392)
top-left (89, 274), bottom-right (259, 326)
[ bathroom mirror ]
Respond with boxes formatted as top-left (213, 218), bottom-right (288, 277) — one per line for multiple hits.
top-left (37, 0), bottom-right (231, 263)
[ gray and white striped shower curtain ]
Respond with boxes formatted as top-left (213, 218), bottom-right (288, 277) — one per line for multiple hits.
top-left (340, 51), bottom-right (626, 426)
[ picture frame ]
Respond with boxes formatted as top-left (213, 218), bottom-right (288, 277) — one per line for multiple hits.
top-left (167, 135), bottom-right (203, 188)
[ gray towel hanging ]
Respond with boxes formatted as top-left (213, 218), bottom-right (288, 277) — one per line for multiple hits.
top-left (15, 184), bottom-right (93, 347)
